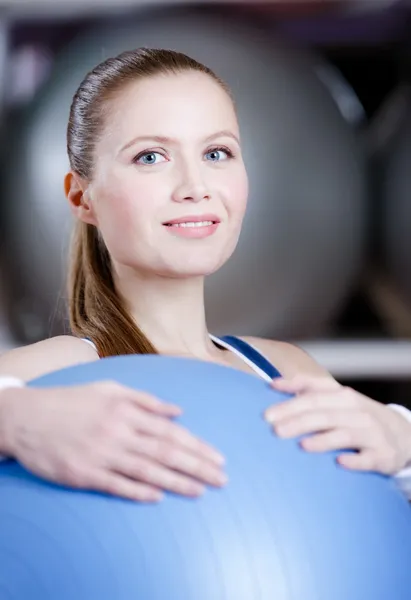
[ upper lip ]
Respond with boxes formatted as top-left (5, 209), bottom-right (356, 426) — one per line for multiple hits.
top-left (163, 214), bottom-right (221, 225)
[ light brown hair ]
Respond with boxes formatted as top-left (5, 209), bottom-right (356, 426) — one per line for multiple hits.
top-left (67, 48), bottom-right (231, 357)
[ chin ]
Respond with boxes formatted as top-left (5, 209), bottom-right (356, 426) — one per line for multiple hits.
top-left (161, 251), bottom-right (231, 279)
top-left (168, 262), bottom-right (223, 279)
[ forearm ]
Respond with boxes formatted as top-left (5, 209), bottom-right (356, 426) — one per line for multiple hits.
top-left (389, 404), bottom-right (411, 498)
top-left (0, 378), bottom-right (25, 457)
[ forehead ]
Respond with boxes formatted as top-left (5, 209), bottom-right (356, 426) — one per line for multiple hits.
top-left (103, 71), bottom-right (238, 146)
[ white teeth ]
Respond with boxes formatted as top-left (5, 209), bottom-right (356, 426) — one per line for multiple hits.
top-left (170, 221), bottom-right (213, 228)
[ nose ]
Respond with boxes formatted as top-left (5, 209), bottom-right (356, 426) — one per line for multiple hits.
top-left (172, 166), bottom-right (211, 203)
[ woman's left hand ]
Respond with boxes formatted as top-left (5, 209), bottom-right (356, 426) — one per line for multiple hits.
top-left (265, 375), bottom-right (411, 475)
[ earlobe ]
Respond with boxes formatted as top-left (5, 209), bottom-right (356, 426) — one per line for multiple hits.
top-left (64, 171), bottom-right (97, 226)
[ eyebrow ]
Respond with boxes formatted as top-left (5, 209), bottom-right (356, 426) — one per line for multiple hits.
top-left (120, 130), bottom-right (240, 152)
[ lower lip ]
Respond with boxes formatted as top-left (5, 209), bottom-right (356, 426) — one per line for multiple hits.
top-left (164, 222), bottom-right (220, 239)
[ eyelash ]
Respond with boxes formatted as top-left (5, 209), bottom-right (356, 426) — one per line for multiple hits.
top-left (132, 145), bottom-right (235, 164)
top-left (208, 146), bottom-right (235, 160)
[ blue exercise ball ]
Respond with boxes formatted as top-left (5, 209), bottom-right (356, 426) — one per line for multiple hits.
top-left (0, 355), bottom-right (410, 599)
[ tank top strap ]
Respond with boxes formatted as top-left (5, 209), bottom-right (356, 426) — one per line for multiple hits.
top-left (80, 335), bottom-right (282, 380)
top-left (81, 337), bottom-right (98, 352)
top-left (218, 335), bottom-right (282, 380)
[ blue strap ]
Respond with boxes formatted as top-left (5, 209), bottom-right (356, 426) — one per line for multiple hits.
top-left (83, 335), bottom-right (281, 379)
top-left (219, 336), bottom-right (282, 380)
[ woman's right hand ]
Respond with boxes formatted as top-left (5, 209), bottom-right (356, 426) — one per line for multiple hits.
top-left (0, 381), bottom-right (226, 502)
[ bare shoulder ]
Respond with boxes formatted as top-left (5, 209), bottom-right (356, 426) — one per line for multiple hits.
top-left (241, 336), bottom-right (334, 379)
top-left (0, 335), bottom-right (98, 382)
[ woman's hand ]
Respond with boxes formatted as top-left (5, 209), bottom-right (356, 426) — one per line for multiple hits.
top-left (265, 375), bottom-right (411, 475)
top-left (0, 381), bottom-right (226, 502)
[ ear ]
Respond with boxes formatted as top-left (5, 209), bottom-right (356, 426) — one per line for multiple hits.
top-left (64, 171), bottom-right (98, 226)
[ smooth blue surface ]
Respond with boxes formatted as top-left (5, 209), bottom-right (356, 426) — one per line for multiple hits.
top-left (0, 355), bottom-right (410, 599)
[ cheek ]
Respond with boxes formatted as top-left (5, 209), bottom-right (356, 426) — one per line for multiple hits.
top-left (92, 192), bottom-right (146, 264)
top-left (96, 177), bottom-right (153, 234)
top-left (223, 167), bottom-right (249, 218)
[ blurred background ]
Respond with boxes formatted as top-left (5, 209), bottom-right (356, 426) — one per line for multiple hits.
top-left (0, 0), bottom-right (410, 406)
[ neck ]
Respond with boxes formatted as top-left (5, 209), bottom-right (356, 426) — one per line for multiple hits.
top-left (114, 266), bottom-right (219, 359)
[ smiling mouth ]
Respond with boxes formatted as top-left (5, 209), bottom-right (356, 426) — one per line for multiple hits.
top-left (162, 216), bottom-right (220, 239)
top-left (164, 220), bottom-right (215, 228)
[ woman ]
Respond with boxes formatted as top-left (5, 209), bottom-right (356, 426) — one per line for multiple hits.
top-left (0, 48), bottom-right (410, 502)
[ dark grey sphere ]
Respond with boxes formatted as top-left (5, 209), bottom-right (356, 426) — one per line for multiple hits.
top-left (2, 9), bottom-right (367, 342)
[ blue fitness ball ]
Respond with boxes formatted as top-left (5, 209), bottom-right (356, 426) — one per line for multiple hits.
top-left (0, 355), bottom-right (410, 599)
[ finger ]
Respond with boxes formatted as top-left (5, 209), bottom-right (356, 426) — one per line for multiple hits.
top-left (265, 392), bottom-right (347, 424)
top-left (98, 381), bottom-right (182, 417)
top-left (300, 428), bottom-right (366, 453)
top-left (111, 453), bottom-right (207, 497)
top-left (82, 470), bottom-right (164, 502)
top-left (274, 409), bottom-right (359, 439)
top-left (126, 389), bottom-right (182, 417)
top-left (271, 375), bottom-right (340, 395)
top-left (132, 410), bottom-right (225, 466)
top-left (129, 434), bottom-right (227, 488)
top-left (337, 450), bottom-right (381, 473)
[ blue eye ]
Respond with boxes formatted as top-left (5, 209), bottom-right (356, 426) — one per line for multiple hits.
top-left (135, 151), bottom-right (165, 165)
top-left (205, 148), bottom-right (232, 162)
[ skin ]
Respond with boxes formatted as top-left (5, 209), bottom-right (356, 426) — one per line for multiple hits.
top-left (69, 71), bottom-right (249, 361)
top-left (0, 70), bottom-right (410, 502)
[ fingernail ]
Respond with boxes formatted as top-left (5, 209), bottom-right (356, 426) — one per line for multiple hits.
top-left (209, 450), bottom-right (225, 465)
top-left (149, 490), bottom-right (163, 502)
top-left (264, 410), bottom-right (275, 423)
top-left (188, 483), bottom-right (205, 496)
top-left (213, 472), bottom-right (228, 486)
top-left (276, 425), bottom-right (290, 437)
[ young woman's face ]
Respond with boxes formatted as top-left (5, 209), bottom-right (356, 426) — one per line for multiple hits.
top-left (86, 71), bottom-right (248, 279)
